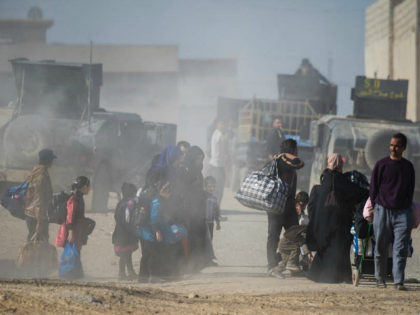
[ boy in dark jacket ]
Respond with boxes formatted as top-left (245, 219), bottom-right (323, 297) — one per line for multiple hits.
top-left (112, 183), bottom-right (139, 280)
top-left (278, 191), bottom-right (311, 275)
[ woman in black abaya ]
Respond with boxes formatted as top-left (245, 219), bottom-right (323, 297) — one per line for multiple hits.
top-left (307, 153), bottom-right (367, 283)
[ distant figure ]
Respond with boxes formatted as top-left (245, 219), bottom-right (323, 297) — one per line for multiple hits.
top-left (24, 149), bottom-right (56, 241)
top-left (370, 133), bottom-right (415, 290)
top-left (266, 116), bottom-right (285, 160)
top-left (208, 120), bottom-right (228, 205)
top-left (112, 183), bottom-right (139, 281)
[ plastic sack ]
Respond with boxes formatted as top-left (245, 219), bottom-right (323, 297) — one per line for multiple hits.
top-left (59, 243), bottom-right (83, 279)
top-left (363, 197), bottom-right (374, 222)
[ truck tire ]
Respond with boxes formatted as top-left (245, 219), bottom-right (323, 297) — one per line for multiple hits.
top-left (3, 116), bottom-right (52, 167)
top-left (365, 130), bottom-right (411, 170)
top-left (91, 164), bottom-right (111, 213)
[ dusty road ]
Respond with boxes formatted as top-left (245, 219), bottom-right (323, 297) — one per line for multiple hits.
top-left (0, 190), bottom-right (419, 314)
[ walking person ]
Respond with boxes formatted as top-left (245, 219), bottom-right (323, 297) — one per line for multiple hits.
top-left (208, 119), bottom-right (228, 205)
top-left (24, 148), bottom-right (56, 241)
top-left (370, 133), bottom-right (415, 290)
top-left (112, 183), bottom-right (139, 280)
top-left (267, 139), bottom-right (304, 278)
top-left (266, 116), bottom-right (285, 161)
top-left (56, 176), bottom-right (95, 279)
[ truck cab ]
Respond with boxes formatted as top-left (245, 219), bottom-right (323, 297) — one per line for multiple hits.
top-left (0, 59), bottom-right (176, 211)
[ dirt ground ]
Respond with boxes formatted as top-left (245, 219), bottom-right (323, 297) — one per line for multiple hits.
top-left (0, 190), bottom-right (419, 314)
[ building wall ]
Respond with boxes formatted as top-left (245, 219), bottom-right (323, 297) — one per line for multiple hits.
top-left (365, 0), bottom-right (419, 121)
top-left (365, 0), bottom-right (392, 78)
top-left (0, 43), bottom-right (179, 73)
top-left (393, 0), bottom-right (418, 120)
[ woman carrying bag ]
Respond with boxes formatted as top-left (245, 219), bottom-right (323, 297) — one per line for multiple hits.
top-left (56, 176), bottom-right (95, 279)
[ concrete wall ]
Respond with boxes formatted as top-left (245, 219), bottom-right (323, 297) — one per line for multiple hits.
top-left (365, 0), bottom-right (392, 78)
top-left (393, 0), bottom-right (418, 120)
top-left (0, 43), bottom-right (179, 73)
top-left (365, 0), bottom-right (419, 121)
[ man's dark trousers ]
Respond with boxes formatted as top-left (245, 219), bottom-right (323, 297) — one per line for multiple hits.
top-left (267, 213), bottom-right (283, 269)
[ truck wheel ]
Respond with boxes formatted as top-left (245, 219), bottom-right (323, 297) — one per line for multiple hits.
top-left (92, 165), bottom-right (111, 213)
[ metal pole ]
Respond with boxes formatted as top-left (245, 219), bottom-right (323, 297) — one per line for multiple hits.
top-left (88, 40), bottom-right (93, 132)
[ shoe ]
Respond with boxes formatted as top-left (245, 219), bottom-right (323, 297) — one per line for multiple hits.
top-left (394, 284), bottom-right (407, 291)
top-left (127, 272), bottom-right (137, 281)
top-left (276, 262), bottom-right (286, 272)
top-left (207, 260), bottom-right (218, 267)
top-left (267, 268), bottom-right (285, 279)
top-left (285, 264), bottom-right (300, 273)
top-left (376, 280), bottom-right (387, 288)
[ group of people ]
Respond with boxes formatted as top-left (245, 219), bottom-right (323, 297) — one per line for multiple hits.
top-left (21, 114), bottom-right (415, 290)
top-left (23, 149), bottom-right (94, 278)
top-left (266, 128), bottom-right (415, 291)
top-left (112, 142), bottom-right (222, 282)
top-left (22, 140), bottom-right (222, 281)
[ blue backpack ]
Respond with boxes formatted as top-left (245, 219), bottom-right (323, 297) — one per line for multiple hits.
top-left (1, 182), bottom-right (28, 220)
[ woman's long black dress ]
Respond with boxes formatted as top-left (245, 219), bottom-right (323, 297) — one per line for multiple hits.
top-left (307, 169), bottom-right (367, 283)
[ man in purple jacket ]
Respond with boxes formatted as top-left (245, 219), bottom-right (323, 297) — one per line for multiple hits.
top-left (370, 133), bottom-right (415, 290)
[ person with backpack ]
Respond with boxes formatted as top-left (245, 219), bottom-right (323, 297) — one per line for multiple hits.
top-left (24, 149), bottom-right (56, 241)
top-left (112, 183), bottom-right (139, 280)
top-left (56, 176), bottom-right (95, 278)
top-left (307, 153), bottom-right (367, 283)
top-left (137, 182), bottom-right (188, 283)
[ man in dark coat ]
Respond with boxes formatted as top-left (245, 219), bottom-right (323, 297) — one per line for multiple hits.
top-left (266, 116), bottom-right (285, 160)
top-left (267, 139), bottom-right (304, 278)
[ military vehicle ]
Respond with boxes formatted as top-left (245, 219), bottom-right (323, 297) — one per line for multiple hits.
top-left (212, 59), bottom-right (336, 192)
top-left (0, 59), bottom-right (176, 212)
top-left (309, 76), bottom-right (420, 199)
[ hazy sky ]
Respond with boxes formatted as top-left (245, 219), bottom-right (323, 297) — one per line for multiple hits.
top-left (0, 0), bottom-right (375, 115)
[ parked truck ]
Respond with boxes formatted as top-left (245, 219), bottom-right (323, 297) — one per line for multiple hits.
top-left (309, 76), bottom-right (420, 199)
top-left (0, 59), bottom-right (176, 212)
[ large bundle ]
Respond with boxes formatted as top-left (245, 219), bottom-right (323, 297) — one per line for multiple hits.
top-left (235, 160), bottom-right (289, 214)
top-left (16, 239), bottom-right (57, 278)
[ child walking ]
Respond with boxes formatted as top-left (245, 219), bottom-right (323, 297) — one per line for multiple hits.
top-left (112, 183), bottom-right (139, 280)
